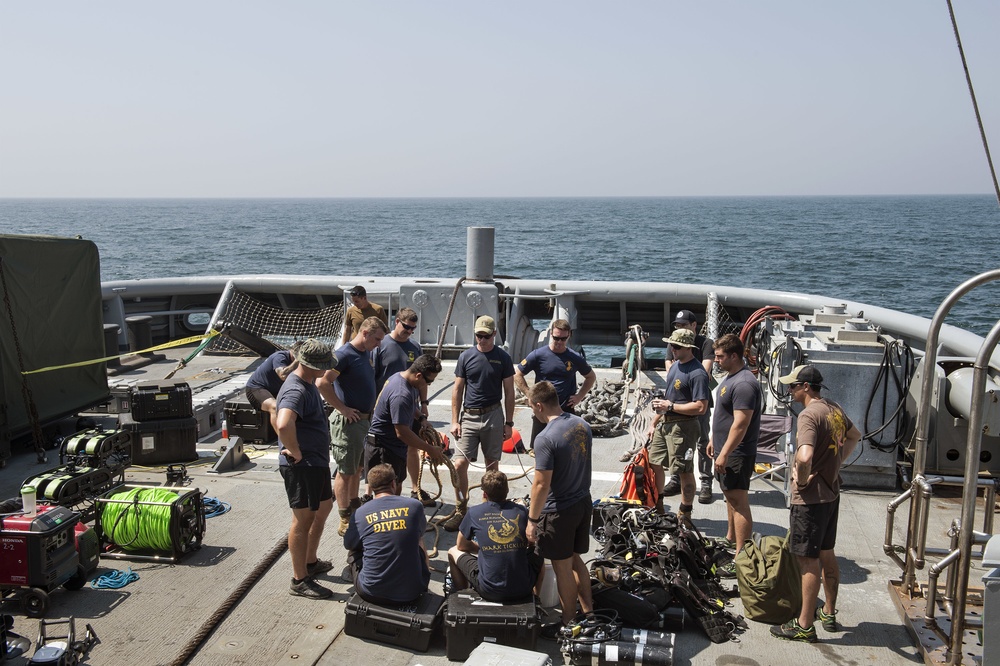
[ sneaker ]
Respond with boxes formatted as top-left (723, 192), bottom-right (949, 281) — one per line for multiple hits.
top-left (662, 479), bottom-right (680, 496)
top-left (698, 486), bottom-right (714, 504)
top-left (770, 618), bottom-right (817, 643)
top-left (713, 536), bottom-right (737, 551)
top-left (716, 560), bottom-right (737, 579)
top-left (306, 559), bottom-right (334, 576)
top-left (441, 508), bottom-right (466, 532)
top-left (815, 602), bottom-right (839, 632)
top-left (289, 577), bottom-right (333, 599)
top-left (411, 489), bottom-right (437, 508)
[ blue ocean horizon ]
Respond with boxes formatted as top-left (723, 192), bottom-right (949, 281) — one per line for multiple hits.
top-left (3, 195), bottom-right (999, 336)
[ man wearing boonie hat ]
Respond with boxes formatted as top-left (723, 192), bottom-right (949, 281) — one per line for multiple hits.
top-left (771, 364), bottom-right (861, 643)
top-left (341, 285), bottom-right (388, 346)
top-left (645, 327), bottom-right (710, 526)
top-left (446, 315), bottom-right (516, 531)
top-left (275, 338), bottom-right (337, 599)
top-left (662, 310), bottom-right (717, 504)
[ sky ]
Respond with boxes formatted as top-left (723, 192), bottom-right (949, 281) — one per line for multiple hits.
top-left (1, 2), bottom-right (998, 198)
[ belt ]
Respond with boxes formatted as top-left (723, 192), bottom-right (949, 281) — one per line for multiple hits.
top-left (659, 413), bottom-right (697, 425)
top-left (463, 403), bottom-right (501, 416)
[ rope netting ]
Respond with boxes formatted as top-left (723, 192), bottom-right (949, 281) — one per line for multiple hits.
top-left (206, 288), bottom-right (344, 355)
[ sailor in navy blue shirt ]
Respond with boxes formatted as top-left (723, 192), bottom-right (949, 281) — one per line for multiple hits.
top-left (513, 319), bottom-right (596, 450)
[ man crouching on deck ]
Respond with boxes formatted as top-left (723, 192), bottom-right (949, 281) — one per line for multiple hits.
top-left (344, 463), bottom-right (431, 605)
top-left (275, 339), bottom-right (337, 600)
top-left (525, 381), bottom-right (594, 637)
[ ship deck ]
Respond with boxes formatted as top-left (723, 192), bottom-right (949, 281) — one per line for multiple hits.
top-left (0, 347), bottom-right (983, 666)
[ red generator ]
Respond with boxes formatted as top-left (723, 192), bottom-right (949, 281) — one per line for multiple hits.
top-left (0, 505), bottom-right (98, 617)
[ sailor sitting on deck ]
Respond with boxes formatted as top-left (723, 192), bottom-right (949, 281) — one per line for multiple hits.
top-left (344, 463), bottom-right (431, 605)
top-left (447, 469), bottom-right (544, 602)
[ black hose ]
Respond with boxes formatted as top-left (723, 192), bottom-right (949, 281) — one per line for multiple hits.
top-left (862, 337), bottom-right (914, 453)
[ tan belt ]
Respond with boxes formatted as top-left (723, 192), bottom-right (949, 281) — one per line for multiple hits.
top-left (464, 403), bottom-right (501, 416)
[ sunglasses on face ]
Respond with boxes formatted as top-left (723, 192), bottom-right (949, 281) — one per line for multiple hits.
top-left (476, 332), bottom-right (492, 339)
top-left (551, 335), bottom-right (569, 342)
top-left (400, 322), bottom-right (416, 332)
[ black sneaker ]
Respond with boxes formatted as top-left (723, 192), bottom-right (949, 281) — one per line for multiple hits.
top-left (716, 560), bottom-right (737, 579)
top-left (662, 479), bottom-right (680, 496)
top-left (411, 489), bottom-right (437, 507)
top-left (306, 559), bottom-right (334, 576)
top-left (770, 618), bottom-right (817, 643)
top-left (698, 486), bottom-right (714, 504)
top-left (289, 577), bottom-right (333, 599)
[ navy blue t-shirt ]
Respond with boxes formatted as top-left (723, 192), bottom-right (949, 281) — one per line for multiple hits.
top-left (534, 413), bottom-right (593, 512)
top-left (455, 346), bottom-right (514, 409)
top-left (374, 336), bottom-right (422, 395)
top-left (333, 343), bottom-right (377, 412)
top-left (459, 500), bottom-right (534, 602)
top-left (713, 366), bottom-right (762, 459)
top-left (516, 346), bottom-right (592, 406)
top-left (663, 357), bottom-right (711, 406)
top-left (368, 372), bottom-right (419, 458)
top-left (246, 350), bottom-right (293, 396)
top-left (275, 373), bottom-right (331, 467)
top-left (344, 494), bottom-right (429, 604)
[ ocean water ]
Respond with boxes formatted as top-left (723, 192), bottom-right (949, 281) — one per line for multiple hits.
top-left (2, 196), bottom-right (999, 336)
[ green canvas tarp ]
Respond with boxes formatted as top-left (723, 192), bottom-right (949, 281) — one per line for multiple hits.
top-left (0, 234), bottom-right (108, 453)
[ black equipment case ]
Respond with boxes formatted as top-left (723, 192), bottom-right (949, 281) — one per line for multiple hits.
top-left (344, 591), bottom-right (444, 652)
top-left (444, 592), bottom-right (541, 661)
top-left (117, 413), bottom-right (197, 465)
top-left (130, 382), bottom-right (193, 421)
top-left (224, 395), bottom-right (276, 445)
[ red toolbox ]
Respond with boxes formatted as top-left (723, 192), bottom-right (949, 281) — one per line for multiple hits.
top-left (130, 382), bottom-right (193, 421)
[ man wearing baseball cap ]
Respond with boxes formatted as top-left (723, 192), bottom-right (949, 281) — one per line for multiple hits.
top-left (447, 315), bottom-right (516, 531)
top-left (771, 364), bottom-right (861, 643)
top-left (662, 310), bottom-right (716, 504)
top-left (275, 339), bottom-right (337, 599)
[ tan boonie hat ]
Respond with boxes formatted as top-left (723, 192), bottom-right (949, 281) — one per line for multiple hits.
top-left (662, 328), bottom-right (696, 348)
top-left (296, 338), bottom-right (335, 371)
top-left (474, 316), bottom-right (496, 335)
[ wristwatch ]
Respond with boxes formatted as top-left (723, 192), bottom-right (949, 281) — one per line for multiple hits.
top-left (505, 421), bottom-right (515, 427)
top-left (667, 402), bottom-right (674, 412)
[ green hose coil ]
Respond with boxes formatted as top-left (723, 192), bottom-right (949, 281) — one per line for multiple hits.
top-left (102, 487), bottom-right (179, 552)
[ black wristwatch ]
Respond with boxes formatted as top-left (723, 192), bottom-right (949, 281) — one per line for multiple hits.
top-left (505, 421), bottom-right (515, 427)
top-left (667, 402), bottom-right (674, 412)
top-left (528, 516), bottom-right (540, 524)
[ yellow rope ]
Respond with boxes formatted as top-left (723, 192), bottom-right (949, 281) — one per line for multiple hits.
top-left (22, 330), bottom-right (221, 375)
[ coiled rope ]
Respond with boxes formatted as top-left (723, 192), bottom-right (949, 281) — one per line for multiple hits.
top-left (91, 567), bottom-right (139, 589)
top-left (102, 487), bottom-right (179, 552)
top-left (203, 496), bottom-right (231, 518)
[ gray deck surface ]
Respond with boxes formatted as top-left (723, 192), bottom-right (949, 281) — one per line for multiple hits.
top-left (0, 349), bottom-right (982, 665)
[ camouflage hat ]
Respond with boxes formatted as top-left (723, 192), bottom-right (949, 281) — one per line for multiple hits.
top-left (295, 339), bottom-right (334, 371)
top-left (662, 328), bottom-right (696, 348)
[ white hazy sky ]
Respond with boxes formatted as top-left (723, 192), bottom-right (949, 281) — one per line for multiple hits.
top-left (2, 2), bottom-right (998, 198)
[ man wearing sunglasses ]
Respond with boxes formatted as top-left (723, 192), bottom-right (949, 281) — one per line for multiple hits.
top-left (446, 315), bottom-right (516, 531)
top-left (662, 310), bottom-right (717, 504)
top-left (374, 307), bottom-right (434, 507)
top-left (513, 319), bottom-right (597, 453)
top-left (772, 364), bottom-right (860, 643)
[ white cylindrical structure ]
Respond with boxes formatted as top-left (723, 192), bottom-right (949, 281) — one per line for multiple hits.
top-left (22, 485), bottom-right (36, 517)
top-left (539, 561), bottom-right (559, 607)
top-left (465, 227), bottom-right (495, 282)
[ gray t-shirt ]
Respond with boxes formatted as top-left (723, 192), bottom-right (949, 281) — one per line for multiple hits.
top-left (374, 336), bottom-right (421, 395)
top-left (712, 366), bottom-right (762, 459)
top-left (533, 413), bottom-right (593, 512)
